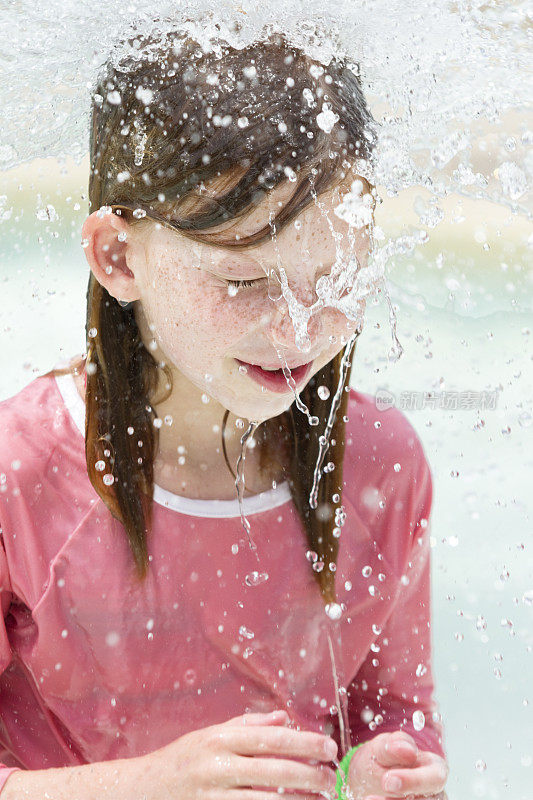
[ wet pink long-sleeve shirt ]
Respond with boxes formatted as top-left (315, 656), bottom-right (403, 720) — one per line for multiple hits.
top-left (0, 363), bottom-right (446, 792)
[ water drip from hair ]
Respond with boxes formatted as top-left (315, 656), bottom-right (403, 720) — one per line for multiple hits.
top-left (235, 421), bottom-right (269, 587)
top-left (309, 332), bottom-right (358, 509)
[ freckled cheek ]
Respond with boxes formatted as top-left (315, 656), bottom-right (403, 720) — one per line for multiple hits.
top-left (172, 284), bottom-right (265, 352)
top-left (200, 290), bottom-right (267, 335)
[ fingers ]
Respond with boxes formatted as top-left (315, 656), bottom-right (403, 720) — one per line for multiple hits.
top-left (379, 756), bottom-right (449, 797)
top-left (232, 755), bottom-right (337, 795)
top-left (375, 732), bottom-right (419, 768)
top-left (225, 793), bottom-right (322, 800)
top-left (223, 726), bottom-right (338, 763)
top-left (367, 795), bottom-right (446, 800)
top-left (226, 710), bottom-right (290, 726)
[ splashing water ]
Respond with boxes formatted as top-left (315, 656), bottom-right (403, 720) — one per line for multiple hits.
top-left (309, 333), bottom-right (358, 509)
top-left (326, 621), bottom-right (352, 757)
top-left (234, 421), bottom-right (269, 587)
top-left (274, 346), bottom-right (320, 426)
top-left (2, 5), bottom-right (530, 792)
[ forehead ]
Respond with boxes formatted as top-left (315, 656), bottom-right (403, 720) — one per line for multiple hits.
top-left (220, 171), bottom-right (368, 247)
top-left (147, 173), bottom-right (372, 275)
top-left (230, 175), bottom-right (372, 268)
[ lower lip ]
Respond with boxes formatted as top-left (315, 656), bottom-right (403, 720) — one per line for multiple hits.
top-left (235, 359), bottom-right (313, 393)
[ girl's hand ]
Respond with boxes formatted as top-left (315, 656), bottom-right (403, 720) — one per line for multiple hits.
top-left (136, 709), bottom-right (339, 800)
top-left (346, 730), bottom-right (449, 800)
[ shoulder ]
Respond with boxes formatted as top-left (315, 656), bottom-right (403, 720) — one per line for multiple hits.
top-left (0, 369), bottom-right (79, 471)
top-left (338, 388), bottom-right (433, 574)
top-left (0, 368), bottom-right (91, 606)
top-left (342, 387), bottom-right (433, 523)
top-left (344, 387), bottom-right (431, 477)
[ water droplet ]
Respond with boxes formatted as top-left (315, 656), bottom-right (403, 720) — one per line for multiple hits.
top-left (316, 103), bottom-right (340, 133)
top-left (239, 625), bottom-right (255, 639)
top-left (88, 327), bottom-right (97, 338)
top-left (105, 631), bottom-right (120, 647)
top-left (95, 460), bottom-right (105, 472)
top-left (476, 615), bottom-right (487, 631)
top-left (309, 416), bottom-right (319, 426)
top-left (106, 90), bottom-right (121, 105)
top-left (374, 420), bottom-right (381, 429)
top-left (318, 385), bottom-right (330, 400)
top-left (312, 561), bottom-right (324, 572)
top-left (102, 473), bottom-right (114, 486)
top-left (244, 571), bottom-right (269, 587)
top-left (231, 543), bottom-right (239, 555)
top-left (475, 759), bottom-right (487, 772)
top-left (335, 507), bottom-right (347, 527)
top-left (325, 602), bottom-right (342, 620)
top-left (184, 668), bottom-right (196, 685)
top-left (522, 590), bottom-right (533, 606)
top-left (416, 663), bottom-right (427, 677)
top-left (362, 565), bottom-right (372, 578)
top-left (372, 623), bottom-right (382, 635)
top-left (401, 574), bottom-right (410, 586)
top-left (344, 580), bottom-right (352, 591)
top-left (132, 208), bottom-right (146, 219)
top-left (412, 710), bottom-right (425, 731)
top-left (238, 365), bottom-right (248, 374)
top-left (306, 550), bottom-right (318, 563)
top-left (393, 462), bottom-right (401, 472)
top-left (201, 393), bottom-right (210, 404)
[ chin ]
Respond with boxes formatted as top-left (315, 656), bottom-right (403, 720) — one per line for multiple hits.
top-left (222, 391), bottom-right (294, 424)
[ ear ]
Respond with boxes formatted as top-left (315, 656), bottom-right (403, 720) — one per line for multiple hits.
top-left (81, 209), bottom-right (143, 302)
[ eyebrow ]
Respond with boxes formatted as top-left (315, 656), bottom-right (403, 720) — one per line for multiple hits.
top-left (212, 258), bottom-right (267, 276)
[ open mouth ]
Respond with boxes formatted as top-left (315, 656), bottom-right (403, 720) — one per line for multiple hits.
top-left (235, 359), bottom-right (313, 393)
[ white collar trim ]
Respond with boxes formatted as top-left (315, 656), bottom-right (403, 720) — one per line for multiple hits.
top-left (53, 369), bottom-right (291, 519)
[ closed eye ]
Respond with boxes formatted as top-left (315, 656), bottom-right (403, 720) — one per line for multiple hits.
top-left (226, 278), bottom-right (264, 289)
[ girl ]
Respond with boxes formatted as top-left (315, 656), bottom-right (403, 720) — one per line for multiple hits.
top-left (0, 32), bottom-right (448, 800)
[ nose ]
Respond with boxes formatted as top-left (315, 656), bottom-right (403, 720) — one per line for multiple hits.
top-left (267, 301), bottom-right (322, 352)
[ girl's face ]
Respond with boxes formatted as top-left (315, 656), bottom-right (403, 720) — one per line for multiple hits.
top-left (89, 178), bottom-right (372, 423)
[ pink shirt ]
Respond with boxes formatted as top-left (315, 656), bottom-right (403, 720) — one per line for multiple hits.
top-left (0, 363), bottom-right (446, 792)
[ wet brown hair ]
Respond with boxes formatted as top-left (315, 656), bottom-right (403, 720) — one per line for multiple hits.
top-left (55, 31), bottom-right (375, 606)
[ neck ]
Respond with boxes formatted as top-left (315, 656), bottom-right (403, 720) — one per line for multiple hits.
top-left (71, 357), bottom-right (287, 502)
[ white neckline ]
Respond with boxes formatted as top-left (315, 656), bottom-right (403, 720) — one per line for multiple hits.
top-left (53, 369), bottom-right (291, 518)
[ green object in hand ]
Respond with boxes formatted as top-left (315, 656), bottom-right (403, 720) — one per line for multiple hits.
top-left (335, 743), bottom-right (364, 800)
